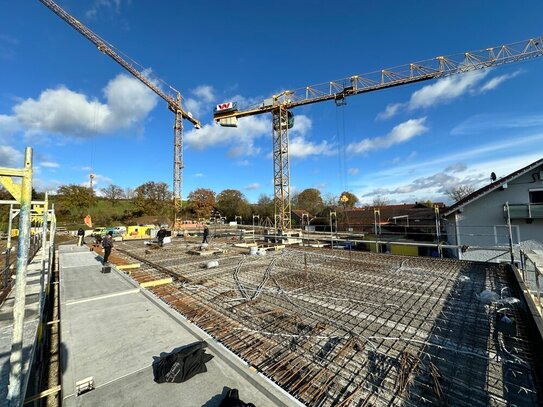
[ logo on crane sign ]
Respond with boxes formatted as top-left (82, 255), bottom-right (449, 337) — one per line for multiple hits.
top-left (214, 102), bottom-right (237, 113)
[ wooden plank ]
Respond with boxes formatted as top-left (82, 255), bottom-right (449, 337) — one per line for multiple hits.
top-left (140, 278), bottom-right (173, 288)
top-left (24, 385), bottom-right (61, 404)
top-left (117, 263), bottom-right (141, 270)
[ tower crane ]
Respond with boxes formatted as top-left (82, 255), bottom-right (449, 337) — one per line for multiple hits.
top-left (38, 0), bottom-right (201, 213)
top-left (214, 36), bottom-right (543, 230)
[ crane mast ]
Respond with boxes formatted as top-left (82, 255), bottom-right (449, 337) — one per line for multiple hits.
top-left (214, 36), bottom-right (543, 230)
top-left (38, 0), bottom-right (201, 212)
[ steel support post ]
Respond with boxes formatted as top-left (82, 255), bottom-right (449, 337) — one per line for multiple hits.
top-left (435, 205), bottom-right (442, 258)
top-left (7, 147), bottom-right (33, 406)
top-left (272, 107), bottom-right (291, 230)
top-left (173, 93), bottom-right (184, 221)
top-left (330, 211), bottom-right (337, 250)
top-left (41, 193), bottom-right (48, 268)
top-left (39, 194), bottom-right (48, 314)
top-left (505, 202), bottom-right (515, 264)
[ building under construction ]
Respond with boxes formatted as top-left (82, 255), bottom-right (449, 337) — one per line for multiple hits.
top-left (1, 200), bottom-right (543, 406)
top-left (77, 235), bottom-right (542, 406)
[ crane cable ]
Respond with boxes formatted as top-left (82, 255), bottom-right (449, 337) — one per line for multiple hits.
top-left (336, 104), bottom-right (353, 232)
top-left (335, 105), bottom-right (348, 192)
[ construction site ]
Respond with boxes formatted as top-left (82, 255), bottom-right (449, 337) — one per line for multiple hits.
top-left (2, 1), bottom-right (543, 406)
top-left (108, 236), bottom-right (543, 406)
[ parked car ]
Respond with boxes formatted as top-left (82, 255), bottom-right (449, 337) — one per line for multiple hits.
top-left (92, 227), bottom-right (107, 237)
top-left (105, 226), bottom-right (127, 237)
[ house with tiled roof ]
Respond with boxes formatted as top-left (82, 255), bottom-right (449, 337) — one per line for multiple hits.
top-left (443, 158), bottom-right (543, 262)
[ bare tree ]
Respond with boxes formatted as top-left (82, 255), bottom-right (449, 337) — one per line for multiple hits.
top-left (372, 195), bottom-right (389, 207)
top-left (446, 185), bottom-right (475, 202)
top-left (102, 184), bottom-right (124, 206)
top-left (124, 187), bottom-right (135, 199)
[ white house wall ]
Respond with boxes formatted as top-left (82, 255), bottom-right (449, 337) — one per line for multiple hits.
top-left (446, 167), bottom-right (543, 260)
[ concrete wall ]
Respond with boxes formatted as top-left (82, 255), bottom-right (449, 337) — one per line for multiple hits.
top-left (446, 166), bottom-right (543, 260)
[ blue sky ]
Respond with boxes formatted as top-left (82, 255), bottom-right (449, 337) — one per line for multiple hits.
top-left (1, 1), bottom-right (543, 205)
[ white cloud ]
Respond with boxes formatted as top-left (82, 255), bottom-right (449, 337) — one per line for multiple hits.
top-left (451, 113), bottom-right (543, 136)
top-left (33, 179), bottom-right (63, 194)
top-left (444, 163), bottom-right (467, 173)
top-left (378, 133), bottom-right (543, 178)
top-left (409, 70), bottom-right (488, 110)
top-left (7, 74), bottom-right (157, 139)
top-left (193, 173), bottom-right (204, 177)
top-left (291, 114), bottom-right (312, 136)
top-left (40, 161), bottom-right (60, 168)
top-left (357, 151), bottom-right (543, 205)
top-left (0, 146), bottom-right (22, 167)
top-left (235, 160), bottom-right (250, 166)
top-left (85, 0), bottom-right (126, 19)
top-left (377, 103), bottom-right (405, 121)
top-left (377, 70), bottom-right (497, 119)
top-left (184, 85), bottom-right (216, 116)
top-left (289, 136), bottom-right (334, 158)
top-left (347, 118), bottom-right (428, 155)
top-left (192, 85), bottom-right (215, 103)
top-left (479, 70), bottom-right (521, 93)
top-left (0, 114), bottom-right (21, 141)
top-left (81, 173), bottom-right (112, 189)
top-left (245, 183), bottom-right (260, 190)
top-left (347, 168), bottom-right (359, 176)
top-left (185, 115), bottom-right (269, 157)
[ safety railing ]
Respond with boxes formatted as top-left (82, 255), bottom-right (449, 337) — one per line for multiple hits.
top-left (1, 233), bottom-right (43, 302)
top-left (519, 249), bottom-right (543, 315)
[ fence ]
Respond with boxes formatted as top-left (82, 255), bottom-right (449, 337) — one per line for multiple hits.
top-left (519, 249), bottom-right (543, 316)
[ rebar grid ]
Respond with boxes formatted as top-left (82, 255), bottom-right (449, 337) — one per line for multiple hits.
top-left (112, 239), bottom-right (542, 406)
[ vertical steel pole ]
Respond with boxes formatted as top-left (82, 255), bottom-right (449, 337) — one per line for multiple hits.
top-left (39, 194), bottom-right (48, 314)
top-left (48, 204), bottom-right (56, 279)
top-left (435, 205), bottom-right (442, 258)
top-left (505, 202), bottom-right (515, 264)
top-left (41, 193), bottom-right (48, 267)
top-left (7, 147), bottom-right (33, 406)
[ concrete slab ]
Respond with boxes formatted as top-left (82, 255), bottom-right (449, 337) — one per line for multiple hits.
top-left (60, 245), bottom-right (301, 407)
top-left (60, 264), bottom-right (135, 302)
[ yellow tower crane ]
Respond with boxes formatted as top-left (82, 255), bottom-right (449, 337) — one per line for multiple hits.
top-left (38, 0), bottom-right (201, 215)
top-left (214, 36), bottom-right (543, 230)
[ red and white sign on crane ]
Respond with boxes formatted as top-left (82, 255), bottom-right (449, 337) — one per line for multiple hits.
top-left (214, 101), bottom-right (238, 113)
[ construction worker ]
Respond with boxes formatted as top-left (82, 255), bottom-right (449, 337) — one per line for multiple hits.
top-left (77, 227), bottom-right (85, 246)
top-left (202, 225), bottom-right (209, 244)
top-left (102, 231), bottom-right (114, 265)
top-left (157, 226), bottom-right (167, 247)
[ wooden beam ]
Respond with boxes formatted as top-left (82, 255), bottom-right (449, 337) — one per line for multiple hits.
top-left (140, 278), bottom-right (173, 288)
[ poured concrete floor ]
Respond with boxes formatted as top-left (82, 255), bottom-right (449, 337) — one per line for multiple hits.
top-left (58, 244), bottom-right (301, 407)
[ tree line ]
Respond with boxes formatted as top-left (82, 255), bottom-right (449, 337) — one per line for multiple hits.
top-left (51, 182), bottom-right (365, 225)
top-left (2, 180), bottom-right (475, 227)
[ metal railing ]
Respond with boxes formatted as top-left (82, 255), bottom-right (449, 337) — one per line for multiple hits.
top-left (519, 249), bottom-right (543, 315)
top-left (508, 203), bottom-right (543, 219)
top-left (1, 234), bottom-right (43, 293)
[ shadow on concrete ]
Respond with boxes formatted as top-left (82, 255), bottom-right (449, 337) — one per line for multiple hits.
top-left (60, 341), bottom-right (68, 374)
top-left (201, 385), bottom-right (230, 407)
top-left (0, 344), bottom-right (33, 403)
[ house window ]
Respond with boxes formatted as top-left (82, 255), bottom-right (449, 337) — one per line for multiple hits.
top-left (529, 189), bottom-right (543, 204)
